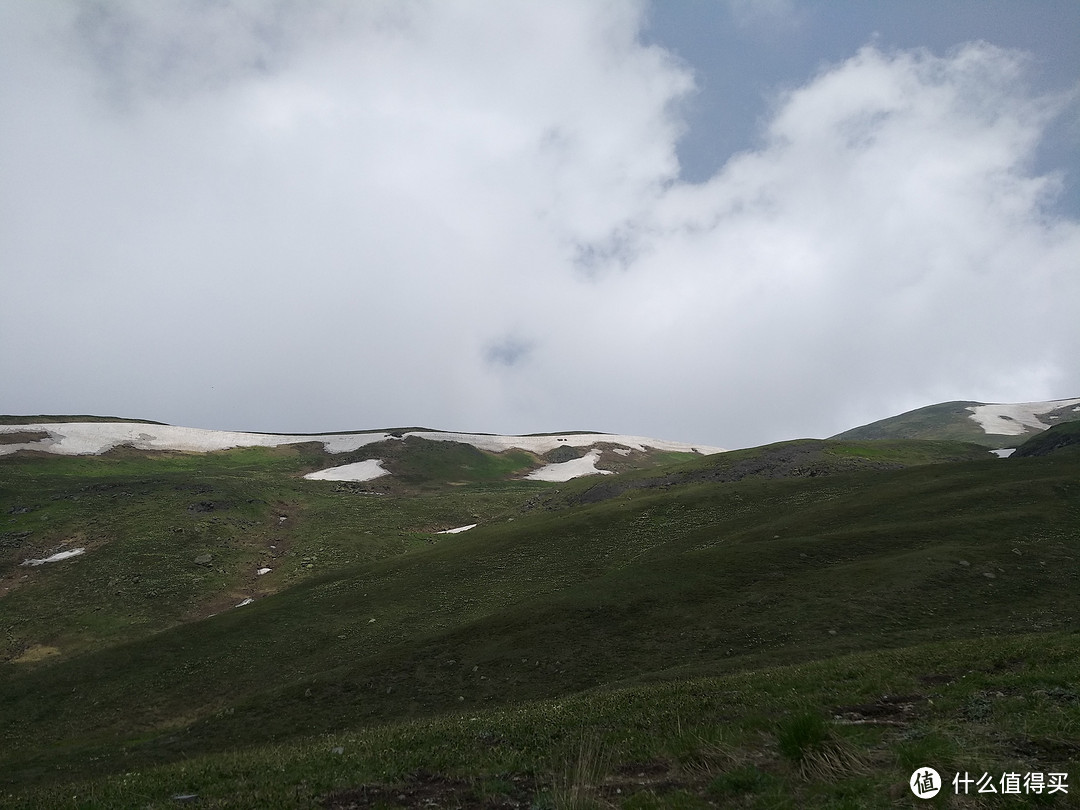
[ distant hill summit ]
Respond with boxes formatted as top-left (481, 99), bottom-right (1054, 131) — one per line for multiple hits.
top-left (832, 397), bottom-right (1080, 448)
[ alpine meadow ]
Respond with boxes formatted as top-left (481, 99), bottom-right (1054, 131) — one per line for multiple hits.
top-left (1, 401), bottom-right (1078, 808)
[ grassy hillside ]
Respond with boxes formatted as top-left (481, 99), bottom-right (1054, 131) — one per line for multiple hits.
top-left (0, 441), bottom-right (548, 665)
top-left (829, 401), bottom-right (1002, 445)
top-left (545, 438), bottom-right (991, 506)
top-left (2, 434), bottom-right (1078, 806)
top-left (10, 632), bottom-right (1079, 809)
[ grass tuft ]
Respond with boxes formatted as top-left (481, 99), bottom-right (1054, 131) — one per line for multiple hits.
top-left (776, 711), bottom-right (868, 780)
top-left (550, 736), bottom-right (609, 810)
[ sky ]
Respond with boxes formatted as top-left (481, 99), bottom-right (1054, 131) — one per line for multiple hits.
top-left (2, 1), bottom-right (1078, 449)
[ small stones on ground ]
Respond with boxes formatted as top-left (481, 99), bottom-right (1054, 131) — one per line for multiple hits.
top-left (331, 746), bottom-right (344, 755)
top-left (193, 554), bottom-right (213, 566)
top-left (983, 572), bottom-right (996, 579)
top-left (958, 560), bottom-right (970, 566)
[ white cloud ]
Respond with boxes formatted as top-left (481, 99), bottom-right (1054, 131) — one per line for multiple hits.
top-left (1, 4), bottom-right (1077, 448)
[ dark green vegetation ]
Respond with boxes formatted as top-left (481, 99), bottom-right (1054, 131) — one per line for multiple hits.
top-left (1014, 421), bottom-right (1080, 459)
top-left (2, 427), bottom-right (1078, 808)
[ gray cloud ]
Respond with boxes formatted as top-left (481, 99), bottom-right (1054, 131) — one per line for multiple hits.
top-left (484, 338), bottom-right (534, 369)
top-left (1, 3), bottom-right (1077, 448)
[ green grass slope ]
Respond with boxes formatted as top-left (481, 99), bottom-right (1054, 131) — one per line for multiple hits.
top-left (2, 441), bottom-right (1078, 806)
top-left (0, 441), bottom-right (547, 665)
top-left (547, 438), bottom-right (991, 506)
top-left (829, 401), bottom-right (1003, 445)
top-left (11, 632), bottom-right (1079, 809)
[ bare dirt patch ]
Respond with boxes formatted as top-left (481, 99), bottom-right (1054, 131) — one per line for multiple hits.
top-left (321, 771), bottom-right (535, 809)
top-left (11, 644), bottom-right (61, 665)
top-left (832, 694), bottom-right (926, 726)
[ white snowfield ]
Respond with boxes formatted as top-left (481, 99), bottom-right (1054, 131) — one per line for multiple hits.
top-left (411, 431), bottom-right (726, 456)
top-left (0, 422), bottom-right (726, 458)
top-left (967, 398), bottom-right (1080, 436)
top-left (526, 448), bottom-right (615, 482)
top-left (302, 459), bottom-right (389, 482)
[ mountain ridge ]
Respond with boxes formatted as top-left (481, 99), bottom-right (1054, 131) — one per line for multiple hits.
top-left (831, 396), bottom-right (1080, 448)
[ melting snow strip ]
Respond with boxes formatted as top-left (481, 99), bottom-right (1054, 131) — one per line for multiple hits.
top-left (437, 524), bottom-right (478, 534)
top-left (21, 548), bottom-right (86, 566)
top-left (526, 448), bottom-right (614, 482)
top-left (303, 459), bottom-right (389, 482)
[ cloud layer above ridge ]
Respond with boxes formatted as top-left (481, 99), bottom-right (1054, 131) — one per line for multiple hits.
top-left (1, 1), bottom-right (1077, 448)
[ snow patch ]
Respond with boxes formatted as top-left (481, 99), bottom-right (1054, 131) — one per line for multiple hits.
top-left (967, 398), bottom-right (1080, 436)
top-left (257, 567), bottom-right (272, 575)
top-left (990, 448), bottom-right (1016, 459)
top-left (303, 458), bottom-right (389, 482)
top-left (526, 449), bottom-right (614, 482)
top-left (437, 524), bottom-right (477, 534)
top-left (415, 431), bottom-right (725, 456)
top-left (236, 598), bottom-right (254, 607)
top-left (21, 548), bottom-right (85, 566)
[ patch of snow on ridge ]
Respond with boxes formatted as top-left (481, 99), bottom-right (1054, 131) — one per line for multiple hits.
top-left (526, 449), bottom-right (614, 482)
top-left (967, 398), bottom-right (1080, 436)
top-left (0, 422), bottom-right (394, 456)
top-left (412, 431), bottom-right (726, 455)
top-left (437, 524), bottom-right (477, 534)
top-left (21, 548), bottom-right (85, 566)
top-left (303, 459), bottom-right (389, 482)
top-left (991, 448), bottom-right (1016, 459)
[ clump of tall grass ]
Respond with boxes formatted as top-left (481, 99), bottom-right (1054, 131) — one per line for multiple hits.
top-left (776, 711), bottom-right (868, 780)
top-left (550, 735), bottom-right (609, 810)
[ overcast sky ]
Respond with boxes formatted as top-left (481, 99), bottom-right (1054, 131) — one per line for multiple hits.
top-left (2, 1), bottom-right (1078, 449)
